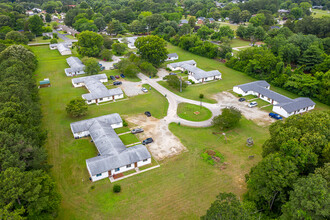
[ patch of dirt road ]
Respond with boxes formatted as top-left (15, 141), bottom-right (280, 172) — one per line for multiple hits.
top-left (125, 114), bottom-right (187, 161)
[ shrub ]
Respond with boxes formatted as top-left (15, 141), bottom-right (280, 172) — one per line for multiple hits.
top-left (66, 98), bottom-right (88, 117)
top-left (122, 119), bottom-right (128, 127)
top-left (189, 79), bottom-right (195, 84)
top-left (140, 62), bottom-right (157, 77)
top-left (50, 38), bottom-right (58, 44)
top-left (42, 35), bottom-right (51, 40)
top-left (184, 70), bottom-right (188, 74)
top-left (165, 67), bottom-right (171, 71)
top-left (53, 32), bottom-right (58, 39)
top-left (113, 184), bottom-right (121, 193)
top-left (212, 106), bottom-right (242, 130)
top-left (238, 94), bottom-right (242, 97)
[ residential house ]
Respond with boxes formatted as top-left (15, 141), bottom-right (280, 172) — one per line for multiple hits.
top-left (70, 113), bottom-right (151, 182)
top-left (208, 18), bottom-right (215, 23)
top-left (167, 60), bottom-right (222, 83)
top-left (72, 74), bottom-right (124, 104)
top-left (278, 9), bottom-right (290, 14)
top-left (233, 81), bottom-right (315, 117)
top-left (42, 32), bottom-right (53, 38)
top-left (166, 53), bottom-right (179, 61)
top-left (118, 37), bottom-right (139, 49)
top-left (196, 17), bottom-right (205, 25)
top-left (49, 43), bottom-right (72, 55)
top-left (65, 57), bottom-right (85, 76)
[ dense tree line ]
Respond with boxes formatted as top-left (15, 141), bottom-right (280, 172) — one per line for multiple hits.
top-left (0, 45), bottom-right (60, 218)
top-left (203, 112), bottom-right (330, 219)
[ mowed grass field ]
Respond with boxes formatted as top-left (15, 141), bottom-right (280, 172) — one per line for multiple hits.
top-left (311, 9), bottom-right (330, 18)
top-left (165, 44), bottom-right (330, 112)
top-left (177, 103), bottom-right (212, 121)
top-left (31, 45), bottom-right (271, 219)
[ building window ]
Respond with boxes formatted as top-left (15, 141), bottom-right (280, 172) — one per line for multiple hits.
top-left (303, 108), bottom-right (306, 110)
top-left (126, 164), bottom-right (131, 168)
top-left (115, 168), bottom-right (120, 172)
top-left (96, 173), bottom-right (102, 177)
top-left (261, 95), bottom-right (264, 98)
top-left (143, 159), bottom-right (148, 162)
top-left (99, 98), bottom-right (103, 101)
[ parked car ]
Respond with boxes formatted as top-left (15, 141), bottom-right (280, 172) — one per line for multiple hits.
top-left (248, 101), bottom-right (258, 108)
top-left (185, 81), bottom-right (192, 85)
top-left (98, 63), bottom-right (102, 67)
top-left (115, 75), bottom-right (120, 79)
top-left (110, 75), bottom-right (115, 80)
top-left (169, 72), bottom-right (177, 75)
top-left (144, 111), bottom-right (151, 117)
top-left (113, 64), bottom-right (118, 69)
top-left (120, 74), bottom-right (125, 78)
top-left (131, 128), bottom-right (144, 134)
top-left (142, 138), bottom-right (153, 145)
top-left (113, 81), bottom-right (122, 85)
top-left (110, 66), bottom-right (114, 70)
top-left (269, 112), bottom-right (283, 120)
top-left (238, 97), bottom-right (246, 102)
top-left (141, 87), bottom-right (148, 93)
top-left (100, 66), bottom-right (105, 71)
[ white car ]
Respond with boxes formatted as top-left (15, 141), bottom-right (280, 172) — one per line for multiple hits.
top-left (185, 81), bottom-right (192, 85)
top-left (248, 101), bottom-right (258, 108)
top-left (141, 87), bottom-right (148, 93)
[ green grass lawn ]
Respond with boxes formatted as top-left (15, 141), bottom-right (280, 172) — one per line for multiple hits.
top-left (254, 99), bottom-right (271, 108)
top-left (119, 133), bottom-right (140, 145)
top-left (217, 21), bottom-right (240, 31)
top-left (114, 127), bottom-right (130, 134)
top-left (311, 9), bottom-right (330, 18)
top-left (29, 36), bottom-right (64, 44)
top-left (230, 38), bottom-right (251, 47)
top-left (177, 103), bottom-right (212, 121)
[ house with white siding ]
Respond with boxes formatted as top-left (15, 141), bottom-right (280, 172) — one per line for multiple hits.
top-left (65, 57), bottom-right (85, 76)
top-left (165, 53), bottom-right (179, 61)
top-left (70, 113), bottom-right (151, 182)
top-left (233, 81), bottom-right (315, 118)
top-left (167, 60), bottom-right (222, 83)
top-left (49, 43), bottom-right (72, 55)
top-left (72, 74), bottom-right (124, 104)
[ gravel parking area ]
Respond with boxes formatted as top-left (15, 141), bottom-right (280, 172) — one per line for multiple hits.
top-left (212, 91), bottom-right (275, 126)
top-left (155, 68), bottom-right (169, 80)
top-left (126, 114), bottom-right (187, 160)
top-left (119, 81), bottom-right (145, 97)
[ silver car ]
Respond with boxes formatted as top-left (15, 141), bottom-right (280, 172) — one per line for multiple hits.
top-left (141, 87), bottom-right (148, 93)
top-left (248, 101), bottom-right (258, 108)
top-left (131, 128), bottom-right (144, 134)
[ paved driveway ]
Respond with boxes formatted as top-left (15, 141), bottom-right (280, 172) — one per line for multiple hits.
top-left (99, 55), bottom-right (123, 70)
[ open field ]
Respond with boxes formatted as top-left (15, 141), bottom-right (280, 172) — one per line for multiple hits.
top-left (311, 9), bottom-right (330, 18)
top-left (165, 44), bottom-right (330, 112)
top-left (230, 38), bottom-right (251, 47)
top-left (31, 44), bottom-right (272, 219)
top-left (217, 21), bottom-right (240, 31)
top-left (177, 103), bottom-right (212, 121)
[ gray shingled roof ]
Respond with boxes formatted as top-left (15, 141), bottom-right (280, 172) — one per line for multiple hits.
top-left (181, 64), bottom-right (221, 80)
top-left (86, 144), bottom-right (151, 176)
top-left (70, 113), bottom-right (151, 176)
top-left (236, 81), bottom-right (292, 103)
top-left (236, 81), bottom-right (315, 113)
top-left (72, 74), bottom-right (123, 101)
top-left (167, 53), bottom-right (178, 58)
top-left (65, 57), bottom-right (85, 75)
top-left (275, 98), bottom-right (315, 113)
top-left (180, 19), bottom-right (188, 24)
top-left (168, 60), bottom-right (197, 68)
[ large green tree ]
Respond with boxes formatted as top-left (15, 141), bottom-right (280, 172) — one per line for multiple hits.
top-left (212, 107), bottom-right (242, 130)
top-left (28, 15), bottom-right (44, 36)
top-left (202, 193), bottom-right (252, 220)
top-left (281, 173), bottom-right (329, 219)
top-left (135, 35), bottom-right (168, 67)
top-left (66, 98), bottom-right (88, 117)
top-left (82, 57), bottom-right (100, 75)
top-left (77, 31), bottom-right (104, 57)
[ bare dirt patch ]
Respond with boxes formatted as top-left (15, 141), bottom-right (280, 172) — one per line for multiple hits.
top-left (125, 114), bottom-right (187, 160)
top-left (212, 91), bottom-right (275, 126)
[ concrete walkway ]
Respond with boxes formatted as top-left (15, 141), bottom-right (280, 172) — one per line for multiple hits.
top-left (109, 165), bottom-right (160, 182)
top-left (138, 73), bottom-right (226, 127)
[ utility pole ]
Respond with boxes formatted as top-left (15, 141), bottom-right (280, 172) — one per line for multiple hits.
top-left (179, 77), bottom-right (182, 93)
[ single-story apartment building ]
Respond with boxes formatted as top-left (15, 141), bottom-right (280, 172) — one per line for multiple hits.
top-left (167, 60), bottom-right (222, 83)
top-left (49, 43), bottom-right (72, 55)
top-left (72, 74), bottom-right (124, 104)
top-left (65, 56), bottom-right (85, 76)
top-left (70, 113), bottom-right (151, 182)
top-left (118, 36), bottom-right (138, 49)
top-left (233, 81), bottom-right (315, 118)
top-left (166, 53), bottom-right (179, 61)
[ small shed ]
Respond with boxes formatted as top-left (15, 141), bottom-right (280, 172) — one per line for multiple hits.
top-left (39, 78), bottom-right (51, 88)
